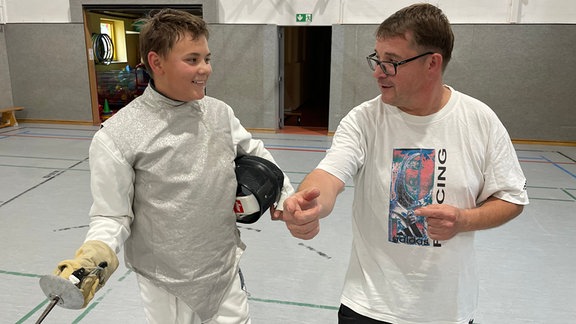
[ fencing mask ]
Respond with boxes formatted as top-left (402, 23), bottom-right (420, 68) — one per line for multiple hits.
top-left (234, 155), bottom-right (284, 224)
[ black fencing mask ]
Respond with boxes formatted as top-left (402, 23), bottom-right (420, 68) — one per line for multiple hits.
top-left (234, 155), bottom-right (284, 224)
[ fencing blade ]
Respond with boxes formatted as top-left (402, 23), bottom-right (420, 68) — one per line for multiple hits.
top-left (35, 297), bottom-right (60, 324)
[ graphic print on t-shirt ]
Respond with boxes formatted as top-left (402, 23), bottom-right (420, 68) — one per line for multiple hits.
top-left (389, 148), bottom-right (434, 246)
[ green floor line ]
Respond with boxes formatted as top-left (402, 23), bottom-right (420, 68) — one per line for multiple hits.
top-left (116, 269), bottom-right (133, 282)
top-left (529, 186), bottom-right (576, 190)
top-left (248, 296), bottom-right (338, 310)
top-left (72, 288), bottom-right (111, 323)
top-left (529, 197), bottom-right (575, 202)
top-left (15, 298), bottom-right (50, 324)
top-left (0, 269), bottom-right (42, 278)
top-left (14, 275), bottom-right (121, 323)
top-left (561, 188), bottom-right (576, 201)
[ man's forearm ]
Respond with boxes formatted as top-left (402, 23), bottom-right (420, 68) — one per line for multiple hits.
top-left (298, 169), bottom-right (344, 219)
top-left (461, 196), bottom-right (524, 232)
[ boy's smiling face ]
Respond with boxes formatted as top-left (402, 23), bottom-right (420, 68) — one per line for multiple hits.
top-left (149, 33), bottom-right (211, 102)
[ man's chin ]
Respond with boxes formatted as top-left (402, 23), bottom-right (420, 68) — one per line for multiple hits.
top-left (380, 95), bottom-right (395, 106)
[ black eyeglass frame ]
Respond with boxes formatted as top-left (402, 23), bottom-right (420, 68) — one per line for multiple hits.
top-left (366, 51), bottom-right (435, 76)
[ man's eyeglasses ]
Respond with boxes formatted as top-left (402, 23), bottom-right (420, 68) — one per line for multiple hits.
top-left (366, 52), bottom-right (434, 76)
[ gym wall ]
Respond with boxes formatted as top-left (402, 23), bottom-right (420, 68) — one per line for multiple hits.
top-left (0, 25), bottom-right (12, 106)
top-left (0, 0), bottom-right (575, 141)
top-left (329, 24), bottom-right (576, 142)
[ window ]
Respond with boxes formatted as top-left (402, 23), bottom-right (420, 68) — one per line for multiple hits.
top-left (99, 18), bottom-right (127, 62)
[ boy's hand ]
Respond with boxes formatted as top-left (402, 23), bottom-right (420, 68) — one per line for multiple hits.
top-left (53, 240), bottom-right (119, 308)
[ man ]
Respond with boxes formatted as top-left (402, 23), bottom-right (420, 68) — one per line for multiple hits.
top-left (279, 3), bottom-right (528, 324)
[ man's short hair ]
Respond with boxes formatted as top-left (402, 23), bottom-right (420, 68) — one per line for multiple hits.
top-left (376, 3), bottom-right (454, 70)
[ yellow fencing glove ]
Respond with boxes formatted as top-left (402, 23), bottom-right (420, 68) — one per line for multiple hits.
top-left (54, 240), bottom-right (119, 308)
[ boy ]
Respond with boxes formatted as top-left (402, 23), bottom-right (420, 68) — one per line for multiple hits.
top-left (52, 8), bottom-right (293, 323)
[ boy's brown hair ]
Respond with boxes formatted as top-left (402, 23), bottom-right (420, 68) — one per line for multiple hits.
top-left (137, 8), bottom-right (209, 77)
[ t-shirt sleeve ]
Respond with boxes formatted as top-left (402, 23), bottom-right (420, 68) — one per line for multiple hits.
top-left (317, 108), bottom-right (365, 184)
top-left (477, 115), bottom-right (529, 205)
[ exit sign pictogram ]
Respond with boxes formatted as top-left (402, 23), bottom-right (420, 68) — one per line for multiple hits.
top-left (296, 13), bottom-right (312, 22)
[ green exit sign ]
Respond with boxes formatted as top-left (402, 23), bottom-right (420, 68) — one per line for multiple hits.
top-left (296, 13), bottom-right (313, 22)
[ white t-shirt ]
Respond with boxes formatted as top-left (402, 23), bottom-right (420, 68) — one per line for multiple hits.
top-left (318, 87), bottom-right (528, 324)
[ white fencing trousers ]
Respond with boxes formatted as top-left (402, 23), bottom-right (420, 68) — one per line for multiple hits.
top-left (136, 249), bottom-right (250, 324)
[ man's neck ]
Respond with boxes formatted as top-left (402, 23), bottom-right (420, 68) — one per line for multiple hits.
top-left (398, 84), bottom-right (451, 116)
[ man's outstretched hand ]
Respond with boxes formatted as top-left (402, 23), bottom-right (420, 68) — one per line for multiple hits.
top-left (279, 188), bottom-right (322, 240)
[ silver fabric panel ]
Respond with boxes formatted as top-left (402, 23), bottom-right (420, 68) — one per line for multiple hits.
top-left (100, 86), bottom-right (242, 321)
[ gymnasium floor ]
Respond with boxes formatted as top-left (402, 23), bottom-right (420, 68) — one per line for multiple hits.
top-left (1, 123), bottom-right (575, 324)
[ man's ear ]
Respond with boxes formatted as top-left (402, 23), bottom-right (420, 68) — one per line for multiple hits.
top-left (429, 53), bottom-right (444, 73)
top-left (147, 51), bottom-right (163, 75)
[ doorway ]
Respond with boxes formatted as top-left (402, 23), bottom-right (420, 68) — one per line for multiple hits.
top-left (281, 26), bottom-right (331, 132)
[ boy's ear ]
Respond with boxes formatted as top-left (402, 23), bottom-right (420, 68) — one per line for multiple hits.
top-left (147, 51), bottom-right (163, 75)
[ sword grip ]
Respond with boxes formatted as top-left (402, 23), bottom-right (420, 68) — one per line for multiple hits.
top-left (68, 261), bottom-right (108, 287)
